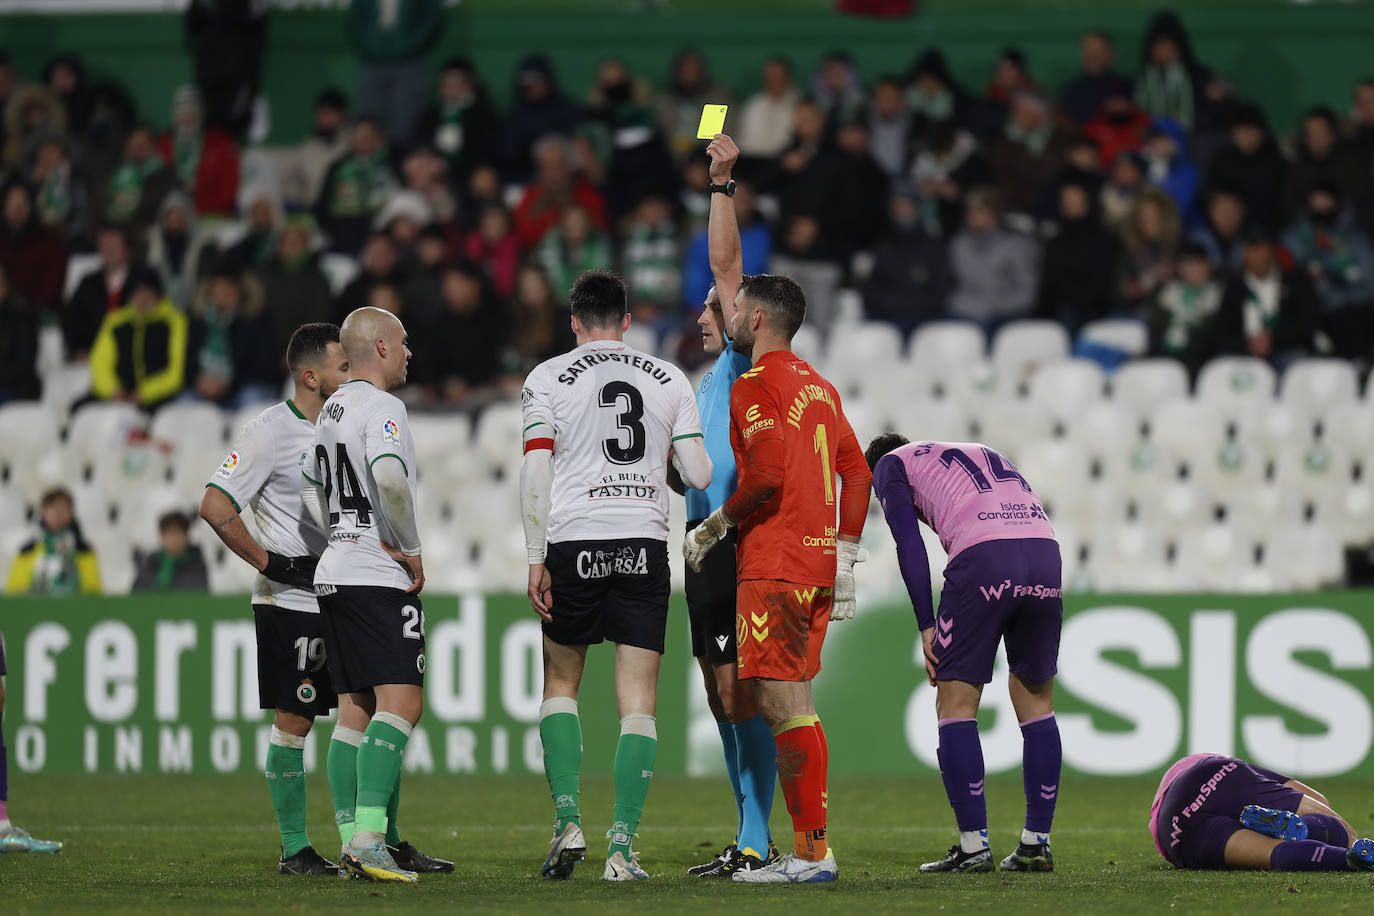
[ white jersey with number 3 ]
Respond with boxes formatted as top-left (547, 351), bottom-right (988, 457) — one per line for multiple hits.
top-left (522, 341), bottom-right (703, 543)
top-left (307, 380), bottom-right (419, 591)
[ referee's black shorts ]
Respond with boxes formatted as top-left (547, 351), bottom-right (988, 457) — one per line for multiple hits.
top-left (685, 520), bottom-right (738, 665)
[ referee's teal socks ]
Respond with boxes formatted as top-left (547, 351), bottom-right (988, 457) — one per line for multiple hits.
top-left (734, 715), bottom-right (778, 857)
top-left (352, 712), bottom-right (412, 847)
top-left (265, 726), bottom-right (310, 858)
top-left (609, 714), bottom-right (657, 858)
top-left (540, 697), bottom-right (583, 832)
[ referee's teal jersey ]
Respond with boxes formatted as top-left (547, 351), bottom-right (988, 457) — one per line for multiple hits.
top-left (685, 345), bottom-right (752, 521)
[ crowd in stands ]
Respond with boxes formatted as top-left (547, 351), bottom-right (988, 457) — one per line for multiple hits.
top-left (2, 8), bottom-right (1374, 424)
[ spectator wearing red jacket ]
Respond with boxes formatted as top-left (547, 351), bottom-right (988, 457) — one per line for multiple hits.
top-left (1083, 87), bottom-right (1152, 172)
top-left (513, 135), bottom-right (606, 248)
top-left (0, 179), bottom-right (67, 314)
top-left (157, 85), bottom-right (239, 217)
top-left (463, 203), bottom-right (521, 298)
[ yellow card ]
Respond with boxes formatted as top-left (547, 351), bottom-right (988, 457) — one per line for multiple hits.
top-left (696, 104), bottom-right (728, 139)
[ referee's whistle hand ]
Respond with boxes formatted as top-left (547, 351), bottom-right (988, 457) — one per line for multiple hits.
top-left (528, 564), bottom-right (553, 622)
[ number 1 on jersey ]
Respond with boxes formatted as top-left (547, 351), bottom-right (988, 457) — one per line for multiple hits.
top-left (814, 423), bottom-right (835, 506)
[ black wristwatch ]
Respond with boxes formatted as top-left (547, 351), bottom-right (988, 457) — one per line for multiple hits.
top-left (709, 179), bottom-right (736, 197)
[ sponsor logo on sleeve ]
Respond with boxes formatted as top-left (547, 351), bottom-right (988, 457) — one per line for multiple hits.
top-left (217, 452), bottom-right (239, 479)
top-left (382, 419), bottom-right (400, 443)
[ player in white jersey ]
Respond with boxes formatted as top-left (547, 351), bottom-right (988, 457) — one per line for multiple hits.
top-left (200, 322), bottom-right (349, 876)
top-left (521, 270), bottom-right (713, 882)
top-left (302, 307), bottom-right (435, 885)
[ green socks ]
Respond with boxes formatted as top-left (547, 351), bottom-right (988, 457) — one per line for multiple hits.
top-left (539, 697), bottom-right (583, 832)
top-left (385, 777), bottom-right (402, 848)
top-left (328, 725), bottom-right (363, 846)
top-left (609, 714), bottom-right (657, 857)
top-left (354, 712), bottom-right (412, 843)
top-left (266, 728), bottom-right (310, 858)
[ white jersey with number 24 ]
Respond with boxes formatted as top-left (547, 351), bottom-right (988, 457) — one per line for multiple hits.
top-left (522, 341), bottom-right (703, 544)
top-left (306, 380), bottom-right (419, 591)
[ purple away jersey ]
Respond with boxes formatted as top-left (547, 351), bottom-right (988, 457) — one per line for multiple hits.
top-left (889, 441), bottom-right (1054, 561)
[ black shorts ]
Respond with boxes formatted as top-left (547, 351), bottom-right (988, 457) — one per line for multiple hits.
top-left (316, 585), bottom-right (426, 694)
top-left (253, 605), bottom-right (337, 717)
top-left (685, 520), bottom-right (738, 664)
top-left (545, 538), bottom-right (670, 653)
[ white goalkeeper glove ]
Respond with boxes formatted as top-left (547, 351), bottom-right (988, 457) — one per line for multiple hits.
top-left (831, 539), bottom-right (867, 621)
top-left (684, 506), bottom-right (734, 573)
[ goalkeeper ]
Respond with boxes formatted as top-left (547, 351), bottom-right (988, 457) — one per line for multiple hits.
top-left (684, 273), bottom-right (871, 885)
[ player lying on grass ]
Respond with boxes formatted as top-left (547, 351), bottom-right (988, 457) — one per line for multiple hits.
top-left (1150, 753), bottom-right (1374, 871)
top-left (0, 630), bottom-right (62, 853)
top-left (866, 434), bottom-right (1062, 874)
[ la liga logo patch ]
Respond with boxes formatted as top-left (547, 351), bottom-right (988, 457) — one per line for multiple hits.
top-left (217, 451), bottom-right (239, 479)
top-left (382, 419), bottom-right (400, 442)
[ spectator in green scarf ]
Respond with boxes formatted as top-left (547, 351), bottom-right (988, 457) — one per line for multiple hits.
top-left (132, 511), bottom-right (208, 592)
top-left (100, 123), bottom-right (178, 244)
top-left (5, 487), bottom-right (101, 596)
top-left (314, 116), bottom-right (399, 256)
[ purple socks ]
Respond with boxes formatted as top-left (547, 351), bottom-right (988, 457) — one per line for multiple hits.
top-left (0, 707), bottom-right (8, 807)
top-left (1298, 813), bottom-right (1350, 846)
top-left (937, 719), bottom-right (986, 832)
top-left (1020, 714), bottom-right (1061, 835)
top-left (1269, 839), bottom-right (1351, 871)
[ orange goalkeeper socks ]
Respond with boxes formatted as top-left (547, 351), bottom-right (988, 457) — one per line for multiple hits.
top-left (773, 715), bottom-right (828, 861)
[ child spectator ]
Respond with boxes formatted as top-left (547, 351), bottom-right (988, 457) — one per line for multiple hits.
top-left (1148, 240), bottom-right (1222, 374)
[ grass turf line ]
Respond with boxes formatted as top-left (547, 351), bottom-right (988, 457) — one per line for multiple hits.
top-left (4, 773), bottom-right (1374, 914)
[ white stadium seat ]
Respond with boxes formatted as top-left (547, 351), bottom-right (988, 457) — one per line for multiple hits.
top-left (1232, 403), bottom-right (1315, 457)
top-left (1195, 357), bottom-right (1277, 411)
top-left (621, 324), bottom-right (658, 357)
top-left (1221, 484), bottom-right (1305, 534)
top-left (969, 401), bottom-right (1055, 463)
top-left (1099, 439), bottom-right (1180, 501)
top-left (1312, 484), bottom-right (1374, 547)
top-left (41, 363), bottom-right (92, 424)
top-left (471, 402), bottom-right (524, 478)
top-left (1134, 481), bottom-right (1214, 531)
top-left (1015, 441), bottom-right (1090, 511)
top-left (63, 253), bottom-right (101, 299)
top-left (1319, 402), bottom-right (1374, 456)
top-left (1077, 318), bottom-right (1149, 358)
top-left (894, 399), bottom-right (975, 444)
top-left (1110, 358), bottom-right (1189, 415)
top-left (320, 253), bottom-right (360, 295)
top-left (1025, 358), bottom-right (1107, 424)
top-left (824, 321), bottom-right (903, 398)
top-left (66, 403), bottom-right (147, 479)
top-left (1265, 527), bottom-right (1345, 590)
top-left (1173, 524), bottom-right (1258, 591)
top-left (908, 321), bottom-right (986, 387)
top-left (791, 324), bottom-right (824, 363)
top-left (1280, 358), bottom-right (1360, 412)
top-left (0, 401), bottom-right (63, 501)
top-left (1063, 401), bottom-right (1145, 467)
top-left (989, 320), bottom-right (1070, 384)
top-left (1147, 399), bottom-right (1229, 456)
top-left (1271, 441), bottom-right (1356, 503)
top-left (1185, 439), bottom-right (1268, 499)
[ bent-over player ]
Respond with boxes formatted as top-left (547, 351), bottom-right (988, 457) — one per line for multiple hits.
top-left (521, 271), bottom-right (712, 882)
top-left (686, 274), bottom-right (872, 884)
top-left (200, 322), bottom-right (349, 875)
top-left (1150, 752), bottom-right (1374, 870)
top-left (303, 307), bottom-right (443, 884)
top-left (865, 434), bottom-right (1062, 874)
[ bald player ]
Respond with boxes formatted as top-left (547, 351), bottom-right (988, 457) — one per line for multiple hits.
top-left (303, 307), bottom-right (436, 884)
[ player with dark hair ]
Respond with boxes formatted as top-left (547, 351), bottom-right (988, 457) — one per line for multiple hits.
top-left (521, 270), bottom-right (712, 881)
top-left (864, 433), bottom-right (1063, 874)
top-left (685, 272), bottom-right (872, 884)
top-left (1150, 753), bottom-right (1374, 871)
top-left (201, 321), bottom-right (350, 874)
top-left (670, 133), bottom-right (778, 878)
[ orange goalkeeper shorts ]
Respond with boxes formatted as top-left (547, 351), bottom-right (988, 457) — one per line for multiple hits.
top-left (735, 579), bottom-right (833, 681)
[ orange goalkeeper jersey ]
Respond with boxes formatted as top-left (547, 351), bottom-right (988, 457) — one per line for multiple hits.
top-left (725, 349), bottom-right (871, 585)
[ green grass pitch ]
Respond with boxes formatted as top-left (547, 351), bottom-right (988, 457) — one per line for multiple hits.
top-left (4, 772), bottom-right (1374, 913)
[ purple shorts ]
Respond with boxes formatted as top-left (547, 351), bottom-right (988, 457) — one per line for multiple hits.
top-left (0, 628), bottom-right (5, 676)
top-left (933, 538), bottom-right (1062, 685)
top-left (1154, 755), bottom-right (1302, 869)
